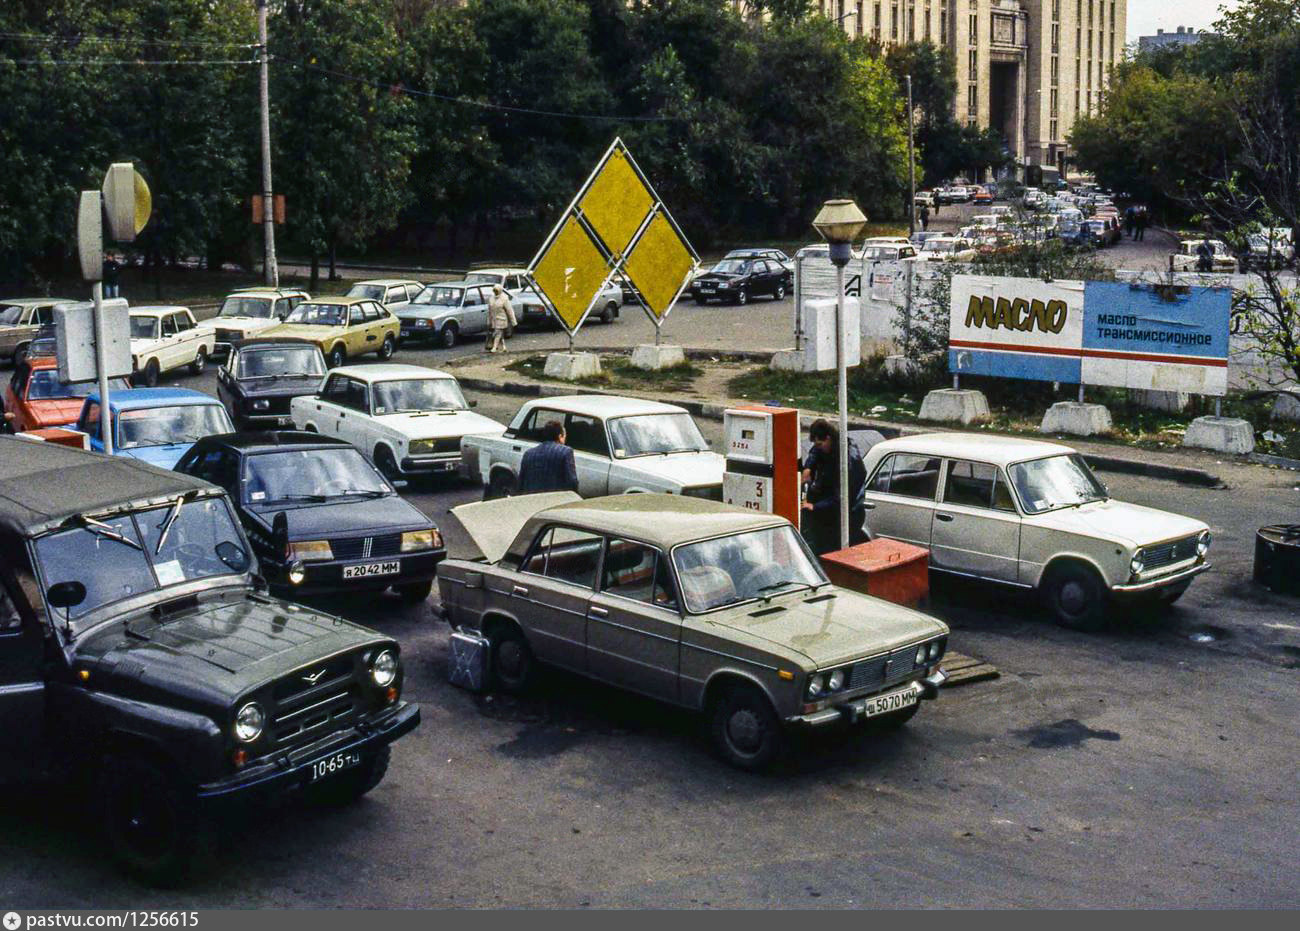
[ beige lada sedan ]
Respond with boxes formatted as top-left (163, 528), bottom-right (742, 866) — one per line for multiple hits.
top-left (438, 492), bottom-right (949, 770)
top-left (861, 434), bottom-right (1211, 630)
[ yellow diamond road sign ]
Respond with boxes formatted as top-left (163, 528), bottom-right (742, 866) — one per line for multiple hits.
top-left (528, 138), bottom-right (698, 336)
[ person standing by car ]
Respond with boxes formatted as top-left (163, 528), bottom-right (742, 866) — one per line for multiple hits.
top-left (1124, 206), bottom-right (1136, 239)
top-left (919, 205), bottom-right (930, 231)
top-left (487, 284), bottom-right (516, 354)
top-left (102, 253), bottom-right (122, 298)
top-left (516, 420), bottom-right (578, 494)
top-left (1196, 238), bottom-right (1215, 272)
top-left (1134, 207), bottom-right (1148, 242)
top-left (799, 419), bottom-right (868, 556)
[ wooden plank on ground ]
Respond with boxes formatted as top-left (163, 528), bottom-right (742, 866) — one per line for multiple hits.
top-left (940, 651), bottom-right (1000, 687)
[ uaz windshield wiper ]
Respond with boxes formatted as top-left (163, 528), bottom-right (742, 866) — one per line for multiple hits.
top-left (76, 515), bottom-right (143, 550)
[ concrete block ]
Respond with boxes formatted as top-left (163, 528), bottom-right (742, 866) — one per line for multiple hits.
top-left (1272, 392), bottom-right (1300, 423)
top-left (1130, 389), bottom-right (1190, 413)
top-left (883, 354), bottom-right (918, 379)
top-left (919, 389), bottom-right (990, 425)
top-left (1039, 402), bottom-right (1113, 437)
top-left (543, 352), bottom-right (602, 381)
top-left (770, 348), bottom-right (807, 372)
top-left (630, 344), bottom-right (686, 371)
top-left (1183, 416), bottom-right (1255, 454)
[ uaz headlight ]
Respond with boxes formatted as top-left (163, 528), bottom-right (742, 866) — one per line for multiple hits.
top-left (233, 702), bottom-right (264, 743)
top-left (370, 650), bottom-right (398, 688)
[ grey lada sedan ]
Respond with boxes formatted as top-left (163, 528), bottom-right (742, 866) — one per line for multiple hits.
top-left (438, 493), bottom-right (949, 770)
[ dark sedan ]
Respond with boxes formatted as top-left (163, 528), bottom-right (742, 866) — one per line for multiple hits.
top-left (216, 338), bottom-right (328, 430)
top-left (175, 432), bottom-right (443, 602)
top-left (689, 257), bottom-right (792, 306)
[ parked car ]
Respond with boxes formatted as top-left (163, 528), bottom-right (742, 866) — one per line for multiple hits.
top-left (395, 280), bottom-right (492, 348)
top-left (1246, 228), bottom-right (1295, 269)
top-left (972, 187), bottom-right (994, 205)
top-left (345, 279), bottom-right (422, 313)
top-left (914, 191), bottom-right (936, 209)
top-left (463, 267), bottom-right (530, 293)
top-left (129, 306), bottom-right (216, 386)
top-left (438, 491), bottom-right (950, 769)
top-left (0, 437), bottom-right (420, 883)
top-left (722, 248), bottom-right (795, 275)
top-left (0, 298), bottom-right (74, 365)
top-left (513, 277), bottom-right (622, 327)
top-left (914, 237), bottom-right (977, 263)
top-left (289, 363), bottom-right (505, 481)
top-left (947, 185), bottom-right (971, 203)
top-left (689, 256), bottom-right (791, 305)
top-left (216, 338), bottom-right (328, 430)
top-left (260, 296), bottom-right (400, 368)
top-left (461, 395), bottom-right (724, 500)
top-left (175, 432), bottom-right (443, 601)
top-left (209, 288), bottom-right (310, 357)
top-left (860, 241), bottom-right (919, 262)
top-left (76, 387), bottom-right (234, 469)
top-left (861, 434), bottom-right (1211, 629)
top-left (3, 355), bottom-right (130, 433)
top-left (1171, 240), bottom-right (1240, 274)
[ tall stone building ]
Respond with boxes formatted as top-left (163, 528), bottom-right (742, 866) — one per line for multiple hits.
top-left (810, 1), bottom-right (1127, 171)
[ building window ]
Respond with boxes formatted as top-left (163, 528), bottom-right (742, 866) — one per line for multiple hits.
top-left (874, 2), bottom-right (882, 37)
top-left (1074, 87), bottom-right (1080, 111)
top-left (1050, 119), bottom-right (1058, 140)
top-left (1050, 88), bottom-right (1058, 113)
top-left (908, 6), bottom-right (914, 40)
top-left (1052, 0), bottom-right (1060, 18)
top-left (1051, 23), bottom-right (1059, 52)
top-left (969, 11), bottom-right (977, 45)
top-left (1051, 55), bottom-right (1058, 84)
top-left (891, 4), bottom-right (898, 39)
top-left (968, 83), bottom-right (977, 117)
top-left (924, 8), bottom-right (931, 40)
top-left (940, 1), bottom-right (948, 42)
top-left (856, 1), bottom-right (864, 36)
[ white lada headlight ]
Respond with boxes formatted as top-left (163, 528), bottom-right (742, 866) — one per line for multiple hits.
top-left (1130, 551), bottom-right (1145, 576)
top-left (806, 673), bottom-right (825, 698)
top-left (1196, 531), bottom-right (1211, 558)
top-left (827, 669), bottom-right (845, 691)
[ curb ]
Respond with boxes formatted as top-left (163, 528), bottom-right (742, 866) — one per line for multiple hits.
top-left (1250, 451), bottom-right (1300, 471)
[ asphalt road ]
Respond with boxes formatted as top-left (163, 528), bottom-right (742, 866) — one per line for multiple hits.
top-left (2, 377), bottom-right (1298, 907)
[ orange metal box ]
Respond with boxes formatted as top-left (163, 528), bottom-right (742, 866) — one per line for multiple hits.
top-left (16, 428), bottom-right (90, 450)
top-left (820, 539), bottom-right (930, 608)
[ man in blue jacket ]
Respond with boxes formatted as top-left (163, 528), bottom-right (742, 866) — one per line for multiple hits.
top-left (517, 420), bottom-right (579, 494)
top-left (800, 419), bottom-right (868, 555)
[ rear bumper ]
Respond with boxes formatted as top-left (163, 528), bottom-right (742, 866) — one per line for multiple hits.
top-left (194, 701), bottom-right (420, 802)
top-left (787, 668), bottom-right (946, 728)
top-left (265, 550), bottom-right (444, 595)
top-left (1111, 561), bottom-right (1209, 595)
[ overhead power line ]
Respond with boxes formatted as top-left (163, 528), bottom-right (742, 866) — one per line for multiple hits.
top-left (0, 57), bottom-right (258, 66)
top-left (0, 31), bottom-right (257, 49)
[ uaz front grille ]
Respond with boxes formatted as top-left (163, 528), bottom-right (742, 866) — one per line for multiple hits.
top-left (264, 653), bottom-right (366, 753)
top-left (1141, 535), bottom-right (1199, 571)
top-left (331, 533), bottom-right (402, 561)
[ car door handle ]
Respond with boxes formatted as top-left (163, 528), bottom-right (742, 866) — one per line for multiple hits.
top-left (935, 513), bottom-right (954, 522)
top-left (589, 606), bottom-right (608, 617)
top-left (511, 446), bottom-right (521, 452)
top-left (863, 501), bottom-right (877, 510)
top-left (512, 585), bottom-right (529, 597)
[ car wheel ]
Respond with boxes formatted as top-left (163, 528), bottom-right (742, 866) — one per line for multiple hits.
top-left (374, 445), bottom-right (401, 482)
top-left (328, 344), bottom-right (346, 368)
top-left (306, 745), bottom-right (390, 807)
top-left (735, 289), bottom-right (749, 306)
top-left (1041, 562), bottom-right (1108, 631)
top-left (100, 756), bottom-right (206, 887)
top-left (439, 322), bottom-right (458, 349)
top-left (484, 470), bottom-right (515, 500)
top-left (600, 302), bottom-right (616, 324)
top-left (137, 358), bottom-right (161, 388)
top-left (489, 625), bottom-right (535, 693)
top-left (188, 347), bottom-right (207, 375)
top-left (709, 683), bottom-right (783, 771)
top-left (774, 283), bottom-right (786, 300)
top-left (378, 334), bottom-right (395, 360)
top-left (396, 580), bottom-right (433, 604)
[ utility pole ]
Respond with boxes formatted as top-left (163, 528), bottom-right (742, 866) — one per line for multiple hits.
top-left (257, 0), bottom-right (279, 287)
top-left (906, 74), bottom-right (916, 238)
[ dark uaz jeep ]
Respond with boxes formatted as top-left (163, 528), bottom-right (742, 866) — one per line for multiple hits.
top-left (0, 437), bottom-right (420, 883)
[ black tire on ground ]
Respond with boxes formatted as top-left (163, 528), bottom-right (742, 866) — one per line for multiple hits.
top-left (775, 283), bottom-right (786, 300)
top-left (189, 347), bottom-right (207, 375)
top-left (708, 683), bottom-right (783, 771)
top-left (328, 344), bottom-right (346, 368)
top-left (378, 334), bottom-right (395, 360)
top-left (735, 289), bottom-right (749, 306)
top-left (100, 756), bottom-right (206, 887)
top-left (439, 322), bottom-right (458, 349)
top-left (1041, 562), bottom-right (1108, 631)
top-left (489, 624), bottom-right (535, 693)
top-left (600, 302), bottom-right (616, 324)
top-left (397, 580), bottom-right (433, 604)
top-left (375, 445), bottom-right (401, 482)
top-left (484, 470), bottom-right (514, 500)
top-left (138, 358), bottom-right (161, 387)
top-left (307, 745), bottom-right (391, 807)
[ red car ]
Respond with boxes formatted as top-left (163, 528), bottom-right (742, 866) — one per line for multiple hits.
top-left (2, 355), bottom-right (129, 433)
top-left (972, 187), bottom-right (994, 205)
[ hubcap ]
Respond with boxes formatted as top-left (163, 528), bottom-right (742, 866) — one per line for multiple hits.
top-left (726, 708), bottom-right (763, 755)
top-left (1059, 580), bottom-right (1088, 615)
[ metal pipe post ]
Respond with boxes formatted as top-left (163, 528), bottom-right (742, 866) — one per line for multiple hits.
top-left (93, 281), bottom-right (114, 455)
top-left (835, 262), bottom-right (849, 551)
top-left (257, 0), bottom-right (279, 287)
top-left (906, 74), bottom-right (916, 238)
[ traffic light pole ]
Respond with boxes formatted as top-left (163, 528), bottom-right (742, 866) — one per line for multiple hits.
top-left (257, 0), bottom-right (279, 287)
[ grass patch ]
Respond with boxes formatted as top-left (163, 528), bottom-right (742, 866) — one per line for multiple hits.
top-left (505, 354), bottom-right (702, 392)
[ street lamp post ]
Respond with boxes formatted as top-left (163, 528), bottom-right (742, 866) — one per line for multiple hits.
top-left (812, 198), bottom-right (868, 551)
top-left (256, 0), bottom-right (279, 287)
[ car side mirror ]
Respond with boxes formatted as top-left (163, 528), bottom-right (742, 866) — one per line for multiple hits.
top-left (215, 540), bottom-right (252, 573)
top-left (463, 571), bottom-right (483, 590)
top-left (46, 581), bottom-right (86, 610)
top-left (468, 399), bottom-right (478, 408)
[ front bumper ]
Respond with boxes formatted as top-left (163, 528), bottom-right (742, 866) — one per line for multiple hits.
top-left (1111, 561), bottom-right (1209, 594)
top-left (266, 549), bottom-right (444, 595)
top-left (194, 700), bottom-right (420, 802)
top-left (400, 454), bottom-right (461, 476)
top-left (788, 668), bottom-right (947, 728)
top-left (399, 324), bottom-right (438, 340)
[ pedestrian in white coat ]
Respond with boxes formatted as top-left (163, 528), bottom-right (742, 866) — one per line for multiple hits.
top-left (487, 284), bottom-right (516, 353)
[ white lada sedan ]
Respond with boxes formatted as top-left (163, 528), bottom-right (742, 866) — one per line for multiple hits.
top-left (860, 434), bottom-right (1211, 629)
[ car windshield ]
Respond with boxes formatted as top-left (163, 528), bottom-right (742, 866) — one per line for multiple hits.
top-left (710, 260), bottom-right (749, 275)
top-left (862, 247), bottom-right (899, 260)
top-left (0, 305), bottom-right (24, 325)
top-left (672, 525), bottom-right (825, 613)
top-left (283, 302), bottom-right (346, 326)
top-left (218, 296), bottom-right (274, 319)
top-left (463, 273), bottom-right (503, 285)
top-left (28, 371), bottom-right (129, 401)
top-left (33, 497), bottom-right (248, 626)
top-left (922, 240), bottom-right (957, 253)
top-left (346, 284), bottom-right (385, 300)
top-left (237, 346), bottom-right (326, 378)
top-left (410, 286), bottom-right (463, 307)
top-left (243, 447), bottom-right (391, 505)
top-left (1008, 454), bottom-right (1107, 514)
top-left (117, 404), bottom-right (232, 448)
top-left (371, 378), bottom-right (467, 413)
top-left (129, 317), bottom-right (159, 340)
top-left (608, 413), bottom-right (707, 458)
